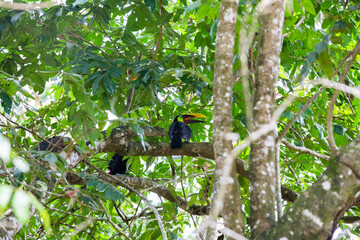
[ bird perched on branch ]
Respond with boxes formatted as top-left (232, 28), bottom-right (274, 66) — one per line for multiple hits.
top-left (34, 136), bottom-right (66, 152)
top-left (168, 113), bottom-right (206, 149)
top-left (108, 154), bottom-right (129, 175)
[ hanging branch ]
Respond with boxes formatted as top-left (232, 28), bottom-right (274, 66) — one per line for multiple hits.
top-left (124, 53), bottom-right (142, 114)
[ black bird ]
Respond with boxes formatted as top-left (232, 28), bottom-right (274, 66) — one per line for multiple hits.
top-left (34, 136), bottom-right (66, 152)
top-left (168, 113), bottom-right (206, 149)
top-left (108, 154), bottom-right (129, 175)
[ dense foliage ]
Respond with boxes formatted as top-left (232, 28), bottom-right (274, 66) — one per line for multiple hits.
top-left (1, 0), bottom-right (360, 239)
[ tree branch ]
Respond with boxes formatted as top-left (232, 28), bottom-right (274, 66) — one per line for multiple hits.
top-left (281, 139), bottom-right (331, 160)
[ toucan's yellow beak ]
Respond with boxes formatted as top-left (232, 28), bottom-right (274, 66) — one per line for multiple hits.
top-left (181, 113), bottom-right (206, 124)
top-left (182, 113), bottom-right (206, 119)
top-left (131, 74), bottom-right (139, 80)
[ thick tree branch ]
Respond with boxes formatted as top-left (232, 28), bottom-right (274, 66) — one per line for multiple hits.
top-left (92, 126), bottom-right (301, 204)
top-left (104, 141), bottom-right (214, 159)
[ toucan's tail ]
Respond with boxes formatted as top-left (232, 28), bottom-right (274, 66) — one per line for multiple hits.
top-left (171, 134), bottom-right (182, 149)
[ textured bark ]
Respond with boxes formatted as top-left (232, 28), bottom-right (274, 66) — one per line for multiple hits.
top-left (0, 210), bottom-right (24, 240)
top-left (104, 141), bottom-right (215, 159)
top-left (206, 0), bottom-right (243, 239)
top-left (264, 135), bottom-right (360, 239)
top-left (249, 0), bottom-right (286, 238)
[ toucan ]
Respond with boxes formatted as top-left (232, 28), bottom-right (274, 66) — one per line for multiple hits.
top-left (168, 113), bottom-right (206, 149)
top-left (108, 154), bottom-right (129, 175)
top-left (34, 136), bottom-right (65, 152)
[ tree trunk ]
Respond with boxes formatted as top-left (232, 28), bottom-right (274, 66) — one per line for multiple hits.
top-left (206, 0), bottom-right (243, 239)
top-left (249, 0), bottom-right (286, 238)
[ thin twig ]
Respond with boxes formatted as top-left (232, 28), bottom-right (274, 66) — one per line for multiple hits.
top-left (278, 40), bottom-right (357, 142)
top-left (281, 152), bottom-right (303, 168)
top-left (46, 206), bottom-right (106, 220)
top-left (153, 0), bottom-right (163, 60)
top-left (99, 200), bottom-right (130, 239)
top-left (61, 33), bottom-right (109, 56)
top-left (281, 139), bottom-right (330, 160)
top-left (278, 87), bottom-right (325, 141)
top-left (124, 53), bottom-right (142, 114)
top-left (283, 0), bottom-right (305, 38)
top-left (287, 165), bottom-right (300, 184)
top-left (326, 39), bottom-right (360, 155)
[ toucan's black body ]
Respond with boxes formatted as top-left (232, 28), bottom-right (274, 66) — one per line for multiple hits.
top-left (168, 114), bottom-right (205, 149)
top-left (108, 154), bottom-right (128, 175)
top-left (34, 136), bottom-right (65, 152)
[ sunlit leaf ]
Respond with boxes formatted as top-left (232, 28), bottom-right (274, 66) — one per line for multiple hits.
top-left (0, 184), bottom-right (13, 215)
top-left (11, 190), bottom-right (31, 224)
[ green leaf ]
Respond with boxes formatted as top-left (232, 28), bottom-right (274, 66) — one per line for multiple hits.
top-left (168, 184), bottom-right (177, 200)
top-left (169, 231), bottom-right (181, 239)
top-left (122, 30), bottom-right (137, 45)
top-left (96, 182), bottom-right (109, 192)
top-left (28, 192), bottom-right (52, 234)
top-left (195, 3), bottom-right (210, 21)
top-left (183, 0), bottom-right (201, 16)
top-left (210, 20), bottom-right (218, 40)
top-left (103, 75), bottom-right (116, 94)
top-left (0, 91), bottom-right (12, 114)
top-left (49, 22), bottom-right (57, 41)
top-left (38, 125), bottom-right (47, 138)
top-left (104, 187), bottom-right (113, 200)
top-left (188, 195), bottom-right (197, 207)
top-left (316, 49), bottom-right (333, 78)
top-left (173, 97), bottom-right (184, 107)
top-left (314, 122), bottom-right (324, 140)
top-left (130, 123), bottom-right (146, 149)
top-left (126, 11), bottom-right (137, 31)
top-left (11, 12), bottom-right (24, 24)
top-left (145, 156), bottom-right (155, 170)
top-left (86, 180), bottom-right (100, 187)
top-left (111, 190), bottom-right (125, 203)
top-left (92, 74), bottom-right (103, 93)
top-left (156, 13), bottom-right (174, 25)
top-left (0, 184), bottom-right (13, 216)
top-left (110, 94), bottom-right (125, 116)
top-left (144, 0), bottom-right (156, 13)
top-left (3, 58), bottom-right (17, 75)
top-left (81, 196), bottom-right (99, 209)
top-left (194, 32), bottom-right (203, 48)
top-left (334, 124), bottom-right (346, 135)
top-left (285, 0), bottom-right (294, 17)
top-left (301, 0), bottom-right (316, 15)
top-left (11, 190), bottom-right (31, 224)
top-left (44, 153), bottom-right (58, 164)
top-left (166, 156), bottom-right (176, 168)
